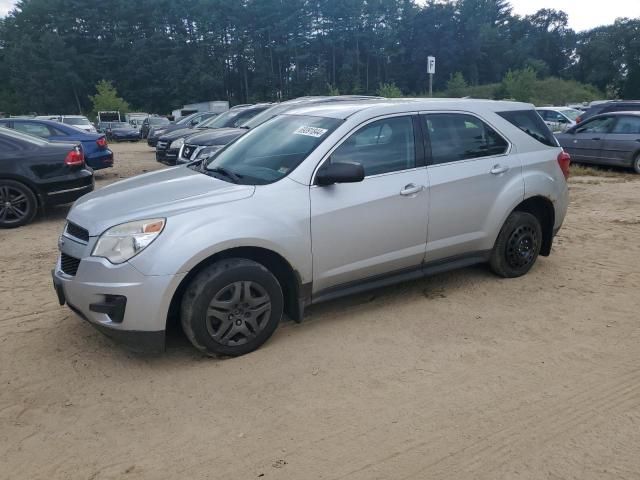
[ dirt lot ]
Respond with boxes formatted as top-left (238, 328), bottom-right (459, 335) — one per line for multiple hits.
top-left (1, 142), bottom-right (639, 480)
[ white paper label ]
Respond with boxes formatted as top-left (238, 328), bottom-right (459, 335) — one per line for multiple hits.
top-left (293, 126), bottom-right (328, 138)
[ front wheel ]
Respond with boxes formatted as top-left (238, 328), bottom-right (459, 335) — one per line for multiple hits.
top-left (490, 211), bottom-right (542, 278)
top-left (181, 258), bottom-right (283, 357)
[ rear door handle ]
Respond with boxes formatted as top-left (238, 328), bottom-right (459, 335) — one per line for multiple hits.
top-left (490, 164), bottom-right (509, 175)
top-left (400, 184), bottom-right (424, 196)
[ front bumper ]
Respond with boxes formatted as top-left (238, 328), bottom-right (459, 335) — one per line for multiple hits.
top-left (52, 235), bottom-right (186, 353)
top-left (156, 147), bottom-right (179, 165)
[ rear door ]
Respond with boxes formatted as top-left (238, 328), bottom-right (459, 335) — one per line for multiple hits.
top-left (599, 115), bottom-right (640, 166)
top-left (421, 112), bottom-right (519, 261)
top-left (564, 116), bottom-right (616, 164)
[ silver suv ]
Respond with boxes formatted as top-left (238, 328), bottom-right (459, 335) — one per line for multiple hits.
top-left (52, 99), bottom-right (570, 357)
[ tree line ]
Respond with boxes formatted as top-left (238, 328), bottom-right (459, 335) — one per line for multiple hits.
top-left (0, 0), bottom-right (638, 115)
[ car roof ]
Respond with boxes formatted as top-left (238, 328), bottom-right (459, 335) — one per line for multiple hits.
top-left (593, 111), bottom-right (640, 117)
top-left (285, 98), bottom-right (534, 120)
top-left (1, 118), bottom-right (66, 127)
top-left (537, 107), bottom-right (576, 111)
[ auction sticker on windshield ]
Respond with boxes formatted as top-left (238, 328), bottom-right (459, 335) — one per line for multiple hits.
top-left (293, 126), bottom-right (328, 138)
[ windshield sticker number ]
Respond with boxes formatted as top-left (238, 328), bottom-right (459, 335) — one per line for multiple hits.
top-left (293, 126), bottom-right (328, 138)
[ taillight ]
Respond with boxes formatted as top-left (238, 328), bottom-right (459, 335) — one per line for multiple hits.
top-left (557, 151), bottom-right (571, 180)
top-left (65, 146), bottom-right (85, 167)
top-left (96, 136), bottom-right (108, 148)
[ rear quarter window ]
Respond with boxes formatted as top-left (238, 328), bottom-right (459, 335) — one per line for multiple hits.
top-left (498, 110), bottom-right (558, 147)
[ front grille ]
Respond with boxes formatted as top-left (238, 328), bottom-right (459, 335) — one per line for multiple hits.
top-left (157, 141), bottom-right (168, 150)
top-left (65, 222), bottom-right (89, 242)
top-left (60, 253), bottom-right (81, 276)
top-left (183, 145), bottom-right (197, 160)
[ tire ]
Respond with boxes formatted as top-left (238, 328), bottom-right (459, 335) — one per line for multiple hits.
top-left (490, 211), bottom-right (542, 278)
top-left (181, 258), bottom-right (283, 357)
top-left (632, 153), bottom-right (640, 174)
top-left (0, 180), bottom-right (38, 228)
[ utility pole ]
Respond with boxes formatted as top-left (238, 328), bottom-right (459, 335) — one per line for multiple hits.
top-left (428, 56), bottom-right (436, 98)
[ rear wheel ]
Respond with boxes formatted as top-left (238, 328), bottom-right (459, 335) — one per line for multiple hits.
top-left (0, 180), bottom-right (38, 228)
top-left (490, 211), bottom-right (542, 278)
top-left (181, 258), bottom-right (283, 357)
top-left (632, 153), bottom-right (640, 174)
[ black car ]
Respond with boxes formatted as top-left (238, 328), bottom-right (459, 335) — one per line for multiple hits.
top-left (176, 95), bottom-right (383, 164)
top-left (104, 122), bottom-right (140, 142)
top-left (0, 127), bottom-right (94, 228)
top-left (155, 105), bottom-right (271, 165)
top-left (147, 111), bottom-right (218, 147)
top-left (140, 116), bottom-right (170, 139)
top-left (577, 100), bottom-right (640, 124)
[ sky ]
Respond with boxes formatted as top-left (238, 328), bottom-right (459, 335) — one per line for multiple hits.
top-left (0, 0), bottom-right (637, 31)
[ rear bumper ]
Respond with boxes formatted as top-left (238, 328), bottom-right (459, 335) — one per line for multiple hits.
top-left (86, 150), bottom-right (114, 170)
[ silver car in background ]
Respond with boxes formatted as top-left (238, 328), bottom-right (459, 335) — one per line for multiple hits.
top-left (52, 99), bottom-right (570, 356)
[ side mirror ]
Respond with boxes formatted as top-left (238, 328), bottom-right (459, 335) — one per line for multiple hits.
top-left (316, 161), bottom-right (365, 186)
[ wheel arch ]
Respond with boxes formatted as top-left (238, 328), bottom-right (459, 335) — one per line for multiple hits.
top-left (512, 195), bottom-right (555, 256)
top-left (167, 246), bottom-right (306, 332)
top-left (0, 175), bottom-right (43, 207)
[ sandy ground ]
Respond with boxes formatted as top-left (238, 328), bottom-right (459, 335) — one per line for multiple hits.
top-left (1, 142), bottom-right (639, 480)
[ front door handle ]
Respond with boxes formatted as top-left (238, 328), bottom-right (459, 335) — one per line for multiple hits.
top-left (490, 164), bottom-right (509, 175)
top-left (400, 184), bottom-right (424, 196)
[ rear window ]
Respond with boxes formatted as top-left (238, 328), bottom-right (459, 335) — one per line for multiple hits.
top-left (498, 110), bottom-right (558, 147)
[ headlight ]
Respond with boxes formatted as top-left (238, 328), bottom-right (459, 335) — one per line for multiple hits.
top-left (170, 138), bottom-right (185, 149)
top-left (92, 218), bottom-right (165, 264)
top-left (196, 145), bottom-right (223, 160)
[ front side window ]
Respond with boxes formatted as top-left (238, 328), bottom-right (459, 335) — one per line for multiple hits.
top-left (330, 116), bottom-right (416, 176)
top-left (611, 116), bottom-right (640, 135)
top-left (425, 114), bottom-right (508, 164)
top-left (204, 114), bottom-right (342, 185)
top-left (575, 116), bottom-right (616, 134)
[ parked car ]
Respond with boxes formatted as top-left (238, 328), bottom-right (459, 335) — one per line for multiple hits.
top-left (0, 127), bottom-right (94, 228)
top-left (140, 116), bottom-right (170, 140)
top-left (576, 100), bottom-right (640, 123)
top-left (53, 99), bottom-right (569, 356)
top-left (155, 104), bottom-right (272, 165)
top-left (0, 118), bottom-right (114, 170)
top-left (104, 122), bottom-right (140, 142)
top-left (536, 107), bottom-right (581, 132)
top-left (147, 112), bottom-right (218, 147)
top-left (556, 111), bottom-right (640, 173)
top-left (60, 116), bottom-right (97, 133)
top-left (177, 95), bottom-right (383, 164)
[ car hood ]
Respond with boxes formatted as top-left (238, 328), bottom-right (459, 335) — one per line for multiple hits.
top-left (159, 127), bottom-right (196, 141)
top-left (112, 127), bottom-right (138, 134)
top-left (67, 166), bottom-right (255, 236)
top-left (185, 127), bottom-right (246, 146)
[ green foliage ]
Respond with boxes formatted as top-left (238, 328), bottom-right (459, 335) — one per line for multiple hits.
top-left (446, 73), bottom-right (468, 97)
top-left (502, 67), bottom-right (538, 102)
top-left (326, 84), bottom-right (340, 96)
top-left (0, 0), bottom-right (634, 115)
top-left (377, 83), bottom-right (403, 98)
top-left (89, 81), bottom-right (130, 116)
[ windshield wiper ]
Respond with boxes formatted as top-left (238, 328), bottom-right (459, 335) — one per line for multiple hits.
top-left (207, 166), bottom-right (242, 184)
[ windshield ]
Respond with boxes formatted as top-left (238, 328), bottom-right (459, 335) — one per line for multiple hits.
top-left (63, 117), bottom-right (91, 126)
top-left (150, 117), bottom-right (170, 125)
top-left (204, 114), bottom-right (342, 185)
top-left (561, 109), bottom-right (581, 121)
top-left (111, 122), bottom-right (129, 128)
top-left (0, 126), bottom-right (49, 146)
top-left (201, 108), bottom-right (266, 129)
top-left (176, 113), bottom-right (198, 125)
top-left (241, 104), bottom-right (290, 129)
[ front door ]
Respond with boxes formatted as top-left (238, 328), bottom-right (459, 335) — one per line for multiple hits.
top-left (564, 115), bottom-right (616, 164)
top-left (310, 115), bottom-right (429, 294)
top-left (421, 112), bottom-right (522, 261)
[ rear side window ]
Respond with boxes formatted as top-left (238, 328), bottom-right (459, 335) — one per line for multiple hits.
top-left (423, 113), bottom-right (508, 165)
top-left (611, 116), bottom-right (640, 135)
top-left (498, 110), bottom-right (558, 147)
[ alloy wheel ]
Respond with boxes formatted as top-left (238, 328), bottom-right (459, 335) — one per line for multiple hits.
top-left (0, 185), bottom-right (29, 224)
